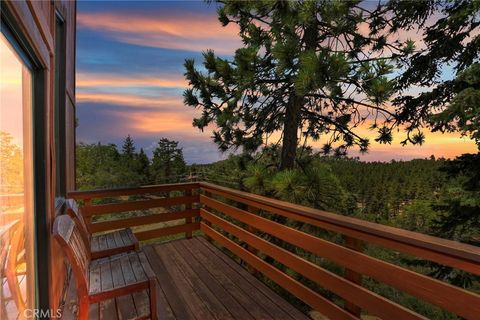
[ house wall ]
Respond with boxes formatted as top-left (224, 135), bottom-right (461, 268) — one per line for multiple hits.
top-left (2, 0), bottom-right (76, 313)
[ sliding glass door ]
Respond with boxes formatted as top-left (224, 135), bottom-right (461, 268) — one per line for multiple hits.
top-left (0, 31), bottom-right (35, 320)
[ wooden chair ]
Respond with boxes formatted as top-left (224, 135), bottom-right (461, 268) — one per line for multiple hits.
top-left (1, 220), bottom-right (21, 319)
top-left (53, 215), bottom-right (157, 320)
top-left (4, 220), bottom-right (27, 317)
top-left (65, 199), bottom-right (139, 259)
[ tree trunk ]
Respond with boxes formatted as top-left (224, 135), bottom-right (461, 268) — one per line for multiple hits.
top-left (280, 94), bottom-right (302, 170)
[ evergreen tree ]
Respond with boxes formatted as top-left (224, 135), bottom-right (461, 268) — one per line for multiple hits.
top-left (76, 142), bottom-right (122, 189)
top-left (0, 131), bottom-right (24, 194)
top-left (137, 148), bottom-right (151, 184)
top-left (434, 154), bottom-right (480, 246)
top-left (387, 0), bottom-right (480, 252)
top-left (122, 134), bottom-right (136, 160)
top-left (151, 138), bottom-right (187, 183)
top-left (184, 1), bottom-right (412, 169)
top-left (387, 0), bottom-right (480, 145)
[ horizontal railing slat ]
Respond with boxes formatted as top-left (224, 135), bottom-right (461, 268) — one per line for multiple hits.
top-left (67, 182), bottom-right (198, 199)
top-left (135, 222), bottom-right (200, 241)
top-left (89, 209), bottom-right (199, 233)
top-left (201, 209), bottom-right (426, 320)
top-left (201, 194), bottom-right (480, 320)
top-left (200, 183), bottom-right (480, 274)
top-left (200, 222), bottom-right (358, 320)
top-left (83, 195), bottom-right (199, 217)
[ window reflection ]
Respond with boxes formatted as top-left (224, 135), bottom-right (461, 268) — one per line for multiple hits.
top-left (0, 32), bottom-right (35, 320)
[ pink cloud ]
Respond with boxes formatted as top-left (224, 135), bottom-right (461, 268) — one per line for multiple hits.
top-left (77, 72), bottom-right (187, 89)
top-left (77, 12), bottom-right (242, 54)
top-left (76, 92), bottom-right (182, 109)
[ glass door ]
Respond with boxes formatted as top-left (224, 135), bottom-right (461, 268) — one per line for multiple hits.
top-left (0, 31), bottom-right (35, 320)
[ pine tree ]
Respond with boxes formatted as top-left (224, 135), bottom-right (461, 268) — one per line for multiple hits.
top-left (184, 1), bottom-right (413, 169)
top-left (388, 0), bottom-right (480, 145)
top-left (122, 134), bottom-right (136, 160)
top-left (151, 138), bottom-right (186, 183)
top-left (137, 148), bottom-right (151, 184)
top-left (387, 1), bottom-right (480, 254)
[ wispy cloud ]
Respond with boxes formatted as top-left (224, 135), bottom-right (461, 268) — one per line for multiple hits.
top-left (77, 12), bottom-right (241, 54)
top-left (109, 110), bottom-right (195, 134)
top-left (77, 72), bottom-right (187, 89)
top-left (76, 92), bottom-right (182, 109)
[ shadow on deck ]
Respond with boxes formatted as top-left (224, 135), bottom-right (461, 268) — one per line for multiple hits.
top-left (63, 237), bottom-right (308, 320)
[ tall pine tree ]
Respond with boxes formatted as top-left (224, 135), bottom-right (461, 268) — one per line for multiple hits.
top-left (184, 1), bottom-right (413, 169)
top-left (122, 134), bottom-right (136, 160)
top-left (151, 138), bottom-right (186, 183)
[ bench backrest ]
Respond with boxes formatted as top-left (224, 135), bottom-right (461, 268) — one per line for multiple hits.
top-left (65, 199), bottom-right (91, 248)
top-left (53, 215), bottom-right (90, 294)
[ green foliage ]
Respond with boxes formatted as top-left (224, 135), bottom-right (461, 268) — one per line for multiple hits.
top-left (395, 200), bottom-right (439, 233)
top-left (0, 131), bottom-right (24, 194)
top-left (433, 153), bottom-right (480, 246)
top-left (121, 134), bottom-right (136, 159)
top-left (76, 136), bottom-right (187, 189)
top-left (151, 138), bottom-right (187, 183)
top-left (76, 142), bottom-right (123, 189)
top-left (430, 64), bottom-right (480, 147)
top-left (389, 0), bottom-right (480, 148)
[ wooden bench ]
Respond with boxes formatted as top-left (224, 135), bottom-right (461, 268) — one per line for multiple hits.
top-left (66, 199), bottom-right (139, 259)
top-left (53, 215), bottom-right (157, 320)
top-left (1, 220), bottom-right (25, 318)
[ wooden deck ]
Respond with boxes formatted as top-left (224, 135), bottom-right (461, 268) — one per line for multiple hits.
top-left (63, 237), bottom-right (309, 320)
top-left (66, 182), bottom-right (480, 320)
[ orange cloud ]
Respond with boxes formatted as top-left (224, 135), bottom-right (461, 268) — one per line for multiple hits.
top-left (76, 92), bottom-right (182, 108)
top-left (77, 12), bottom-right (241, 54)
top-left (307, 124), bottom-right (478, 160)
top-left (107, 109), bottom-right (201, 136)
top-left (77, 72), bottom-right (187, 89)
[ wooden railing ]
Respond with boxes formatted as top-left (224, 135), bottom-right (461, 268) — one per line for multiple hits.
top-left (67, 182), bottom-right (200, 241)
top-left (198, 182), bottom-right (480, 320)
top-left (67, 182), bottom-right (480, 320)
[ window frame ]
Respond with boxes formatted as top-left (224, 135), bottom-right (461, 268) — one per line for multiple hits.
top-left (1, 9), bottom-right (50, 315)
top-left (54, 10), bottom-right (67, 203)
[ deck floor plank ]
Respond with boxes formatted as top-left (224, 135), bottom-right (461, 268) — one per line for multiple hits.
top-left (153, 244), bottom-right (215, 320)
top-left (165, 241), bottom-right (236, 320)
top-left (195, 236), bottom-right (308, 320)
top-left (176, 239), bottom-right (267, 320)
top-left (143, 246), bottom-right (197, 320)
top-left (183, 238), bottom-right (283, 320)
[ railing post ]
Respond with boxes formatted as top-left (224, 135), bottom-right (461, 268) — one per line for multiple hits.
top-left (246, 206), bottom-right (259, 276)
top-left (84, 198), bottom-right (93, 234)
top-left (185, 189), bottom-right (193, 239)
top-left (202, 189), bottom-right (213, 243)
top-left (343, 236), bottom-right (363, 317)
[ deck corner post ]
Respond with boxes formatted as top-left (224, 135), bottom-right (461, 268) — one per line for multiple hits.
top-left (202, 190), bottom-right (214, 243)
top-left (246, 206), bottom-right (260, 276)
top-left (185, 189), bottom-right (193, 238)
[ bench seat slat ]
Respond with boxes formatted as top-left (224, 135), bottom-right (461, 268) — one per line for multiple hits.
top-left (89, 252), bottom-right (151, 295)
top-left (66, 199), bottom-right (139, 259)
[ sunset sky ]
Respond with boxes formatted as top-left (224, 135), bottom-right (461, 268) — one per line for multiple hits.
top-left (76, 1), bottom-right (478, 164)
